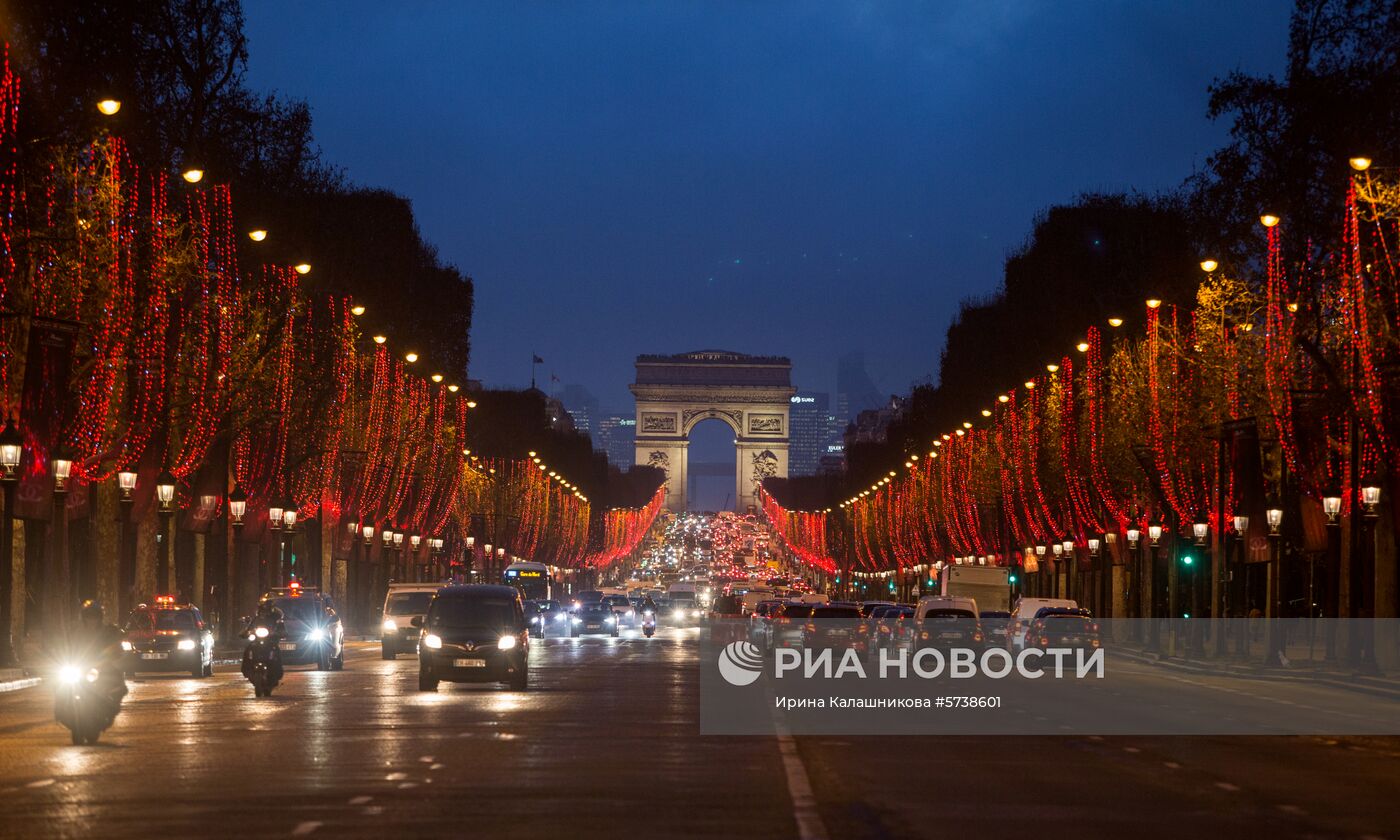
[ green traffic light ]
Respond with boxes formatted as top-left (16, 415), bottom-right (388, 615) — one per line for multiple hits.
top-left (1182, 555), bottom-right (1194, 566)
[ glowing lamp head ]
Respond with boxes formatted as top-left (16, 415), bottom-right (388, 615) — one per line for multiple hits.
top-left (431, 373), bottom-right (443, 383)
top-left (1322, 494), bottom-right (1341, 520)
top-left (373, 335), bottom-right (387, 344)
top-left (404, 352), bottom-right (419, 363)
top-left (1146, 298), bottom-right (1162, 309)
top-left (1075, 342), bottom-right (1089, 353)
top-left (1266, 507), bottom-right (1283, 533)
top-left (294, 263), bottom-right (311, 275)
top-left (228, 484), bottom-right (248, 523)
top-left (1200, 259), bottom-right (1218, 273)
top-left (350, 305), bottom-right (365, 316)
top-left (156, 470), bottom-right (177, 507)
top-left (1349, 156), bottom-right (1372, 172)
top-left (1148, 524), bottom-right (1163, 544)
top-left (1046, 364), bottom-right (1059, 373)
top-left (1232, 514), bottom-right (1249, 535)
top-left (181, 167), bottom-right (204, 184)
top-left (1260, 214), bottom-right (1280, 228)
top-left (1107, 317), bottom-right (1123, 328)
top-left (247, 229), bottom-right (267, 242)
top-left (97, 99), bottom-right (122, 116)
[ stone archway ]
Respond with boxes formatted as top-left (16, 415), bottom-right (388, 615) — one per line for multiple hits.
top-left (630, 350), bottom-right (795, 512)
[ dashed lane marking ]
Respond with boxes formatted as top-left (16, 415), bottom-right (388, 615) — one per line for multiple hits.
top-left (291, 821), bottom-right (321, 836)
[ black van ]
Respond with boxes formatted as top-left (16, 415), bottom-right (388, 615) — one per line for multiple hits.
top-left (414, 585), bottom-right (529, 691)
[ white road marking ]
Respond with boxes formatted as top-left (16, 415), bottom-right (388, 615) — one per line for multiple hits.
top-left (777, 733), bottom-right (829, 840)
top-left (1164, 762), bottom-right (1181, 769)
top-left (24, 779), bottom-right (54, 788)
top-left (348, 796), bottom-right (372, 805)
top-left (1215, 782), bottom-right (1241, 792)
top-left (291, 821), bottom-right (321, 836)
top-left (1276, 804), bottom-right (1306, 815)
top-left (1123, 747), bottom-right (1141, 754)
top-left (385, 772), bottom-right (406, 781)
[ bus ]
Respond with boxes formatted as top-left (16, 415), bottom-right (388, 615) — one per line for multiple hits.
top-left (503, 561), bottom-right (552, 600)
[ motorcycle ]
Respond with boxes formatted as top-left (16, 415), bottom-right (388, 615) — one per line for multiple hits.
top-left (642, 609), bottom-right (656, 638)
top-left (243, 623), bottom-right (284, 698)
top-left (54, 662), bottom-right (124, 745)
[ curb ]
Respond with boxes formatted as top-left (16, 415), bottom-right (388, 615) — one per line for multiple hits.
top-left (1114, 648), bottom-right (1400, 701)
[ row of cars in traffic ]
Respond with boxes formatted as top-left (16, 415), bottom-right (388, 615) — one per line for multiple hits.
top-left (742, 595), bottom-right (1102, 655)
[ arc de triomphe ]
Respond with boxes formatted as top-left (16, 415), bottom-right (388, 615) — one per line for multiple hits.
top-left (630, 350), bottom-right (796, 513)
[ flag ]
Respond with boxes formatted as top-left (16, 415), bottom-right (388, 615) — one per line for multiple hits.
top-left (532, 354), bottom-right (544, 364)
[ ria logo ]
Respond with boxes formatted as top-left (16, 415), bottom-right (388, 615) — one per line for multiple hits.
top-left (717, 641), bottom-right (764, 686)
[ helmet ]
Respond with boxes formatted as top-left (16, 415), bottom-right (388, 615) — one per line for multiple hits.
top-left (80, 599), bottom-right (104, 623)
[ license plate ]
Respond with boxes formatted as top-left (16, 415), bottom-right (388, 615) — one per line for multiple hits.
top-left (941, 632), bottom-right (962, 639)
top-left (279, 642), bottom-right (296, 651)
top-left (1063, 637), bottom-right (1083, 644)
top-left (140, 652), bottom-right (167, 660)
top-left (453, 658), bottom-right (486, 668)
top-left (585, 624), bottom-right (601, 630)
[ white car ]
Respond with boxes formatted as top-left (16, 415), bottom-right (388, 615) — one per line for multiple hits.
top-left (600, 594), bottom-right (636, 627)
top-left (381, 584), bottom-right (441, 659)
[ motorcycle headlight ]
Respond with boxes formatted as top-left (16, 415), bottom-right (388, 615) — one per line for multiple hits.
top-left (177, 638), bottom-right (197, 651)
top-left (247, 634), bottom-right (256, 642)
top-left (498, 635), bottom-right (517, 650)
top-left (120, 640), bottom-right (133, 652)
top-left (382, 619), bottom-right (397, 632)
top-left (308, 627), bottom-right (326, 642)
top-left (254, 626), bottom-right (270, 639)
top-left (423, 633), bottom-right (443, 650)
top-left (58, 665), bottom-right (82, 685)
top-left (85, 668), bottom-right (100, 683)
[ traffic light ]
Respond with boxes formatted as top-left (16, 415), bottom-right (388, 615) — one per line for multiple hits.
top-left (1181, 555), bottom-right (1194, 566)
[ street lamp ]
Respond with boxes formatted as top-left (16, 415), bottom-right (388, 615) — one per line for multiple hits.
top-left (96, 98), bottom-right (122, 116)
top-left (51, 449), bottom-right (73, 494)
top-left (1088, 537), bottom-right (1100, 556)
top-left (0, 419), bottom-right (20, 479)
top-left (1361, 482), bottom-right (1381, 518)
top-left (156, 470), bottom-right (177, 594)
top-left (268, 501), bottom-right (285, 530)
top-left (1192, 516), bottom-right (1208, 547)
top-left (1, 421), bottom-right (19, 663)
top-left (362, 524), bottom-right (375, 545)
top-left (1126, 527), bottom-right (1140, 549)
top-left (1322, 490), bottom-right (1342, 523)
top-left (1266, 505), bottom-right (1283, 535)
top-left (118, 468), bottom-right (137, 500)
top-left (228, 485), bottom-right (248, 525)
top-left (1148, 523), bottom-right (1163, 547)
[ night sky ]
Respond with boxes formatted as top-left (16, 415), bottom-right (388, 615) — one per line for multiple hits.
top-left (244, 1), bottom-right (1288, 469)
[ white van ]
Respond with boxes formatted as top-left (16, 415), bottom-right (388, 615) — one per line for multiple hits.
top-left (1008, 598), bottom-right (1079, 650)
top-left (795, 593), bottom-right (829, 605)
top-left (381, 583), bottom-right (442, 659)
top-left (740, 587), bottom-right (777, 614)
top-left (913, 595), bottom-right (980, 625)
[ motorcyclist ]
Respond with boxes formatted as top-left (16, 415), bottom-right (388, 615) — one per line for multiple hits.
top-left (241, 600), bottom-right (286, 684)
top-left (639, 595), bottom-right (659, 621)
top-left (69, 600), bottom-right (128, 704)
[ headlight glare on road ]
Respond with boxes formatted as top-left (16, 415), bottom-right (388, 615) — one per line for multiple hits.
top-left (498, 635), bottom-right (517, 650)
top-left (423, 633), bottom-right (443, 649)
top-left (177, 638), bottom-right (197, 651)
top-left (58, 665), bottom-right (82, 685)
top-left (383, 619), bottom-right (397, 632)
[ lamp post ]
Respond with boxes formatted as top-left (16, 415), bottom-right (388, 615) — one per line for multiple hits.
top-left (156, 470), bottom-right (177, 596)
top-left (50, 448), bottom-right (74, 623)
top-left (1230, 514), bottom-right (1248, 656)
top-left (1358, 481), bottom-right (1382, 673)
top-left (1034, 545), bottom-right (1046, 597)
top-left (281, 504), bottom-right (298, 584)
top-left (1087, 537), bottom-right (1101, 616)
top-left (1264, 501), bottom-right (1285, 666)
top-left (117, 468), bottom-right (137, 616)
top-left (1061, 538), bottom-right (1074, 601)
top-left (1147, 523), bottom-right (1163, 652)
top-left (464, 535), bottom-right (475, 582)
top-left (0, 418), bottom-right (20, 665)
top-left (1126, 525), bottom-right (1141, 630)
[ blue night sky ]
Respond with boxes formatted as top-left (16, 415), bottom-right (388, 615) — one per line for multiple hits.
top-left (244, 1), bottom-right (1288, 414)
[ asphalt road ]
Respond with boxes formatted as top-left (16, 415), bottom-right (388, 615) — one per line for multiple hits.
top-left (1, 628), bottom-right (1398, 839)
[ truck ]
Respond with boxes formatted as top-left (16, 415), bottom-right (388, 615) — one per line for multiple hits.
top-left (939, 565), bottom-right (1011, 613)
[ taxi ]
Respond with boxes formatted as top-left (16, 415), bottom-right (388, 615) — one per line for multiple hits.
top-left (121, 595), bottom-right (215, 678)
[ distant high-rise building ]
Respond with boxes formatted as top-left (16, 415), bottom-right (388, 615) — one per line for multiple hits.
top-left (788, 391), bottom-right (833, 476)
top-left (560, 384), bottom-right (600, 437)
top-left (596, 412), bottom-right (636, 469)
top-left (837, 351), bottom-right (882, 425)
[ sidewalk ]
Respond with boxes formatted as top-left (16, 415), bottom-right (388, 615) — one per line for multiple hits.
top-left (1112, 638), bottom-right (1400, 701)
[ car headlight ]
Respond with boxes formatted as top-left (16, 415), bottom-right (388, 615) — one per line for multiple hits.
top-left (498, 635), bottom-right (517, 650)
top-left (120, 640), bottom-right (133, 652)
top-left (423, 633), bottom-right (443, 649)
top-left (308, 627), bottom-right (326, 642)
top-left (555, 613), bottom-right (568, 622)
top-left (382, 619), bottom-right (397, 632)
top-left (254, 626), bottom-right (270, 639)
top-left (58, 665), bottom-right (82, 685)
top-left (571, 617), bottom-right (581, 624)
top-left (605, 617), bottom-right (615, 624)
top-left (177, 638), bottom-right (197, 651)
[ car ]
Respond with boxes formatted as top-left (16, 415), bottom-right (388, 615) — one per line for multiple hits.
top-left (526, 599), bottom-right (570, 637)
top-left (880, 605), bottom-right (916, 652)
top-left (120, 596), bottom-right (215, 678)
top-left (859, 605), bottom-right (898, 653)
top-left (416, 585), bottom-right (529, 691)
top-left (381, 583), bottom-right (440, 659)
top-left (914, 605), bottom-right (984, 653)
top-left (747, 599), bottom-right (785, 644)
top-left (860, 600), bottom-right (897, 617)
top-left (802, 605), bottom-right (863, 651)
top-left (709, 593), bottom-right (744, 618)
top-left (571, 590), bottom-right (605, 610)
top-left (1008, 598), bottom-right (1079, 650)
top-left (570, 603), bottom-right (620, 637)
top-left (261, 585), bottom-right (345, 670)
top-left (668, 591), bottom-right (704, 624)
top-left (979, 610), bottom-right (1012, 648)
top-left (600, 594), bottom-right (636, 627)
top-left (766, 602), bottom-right (814, 651)
top-left (1026, 608), bottom-right (1100, 651)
